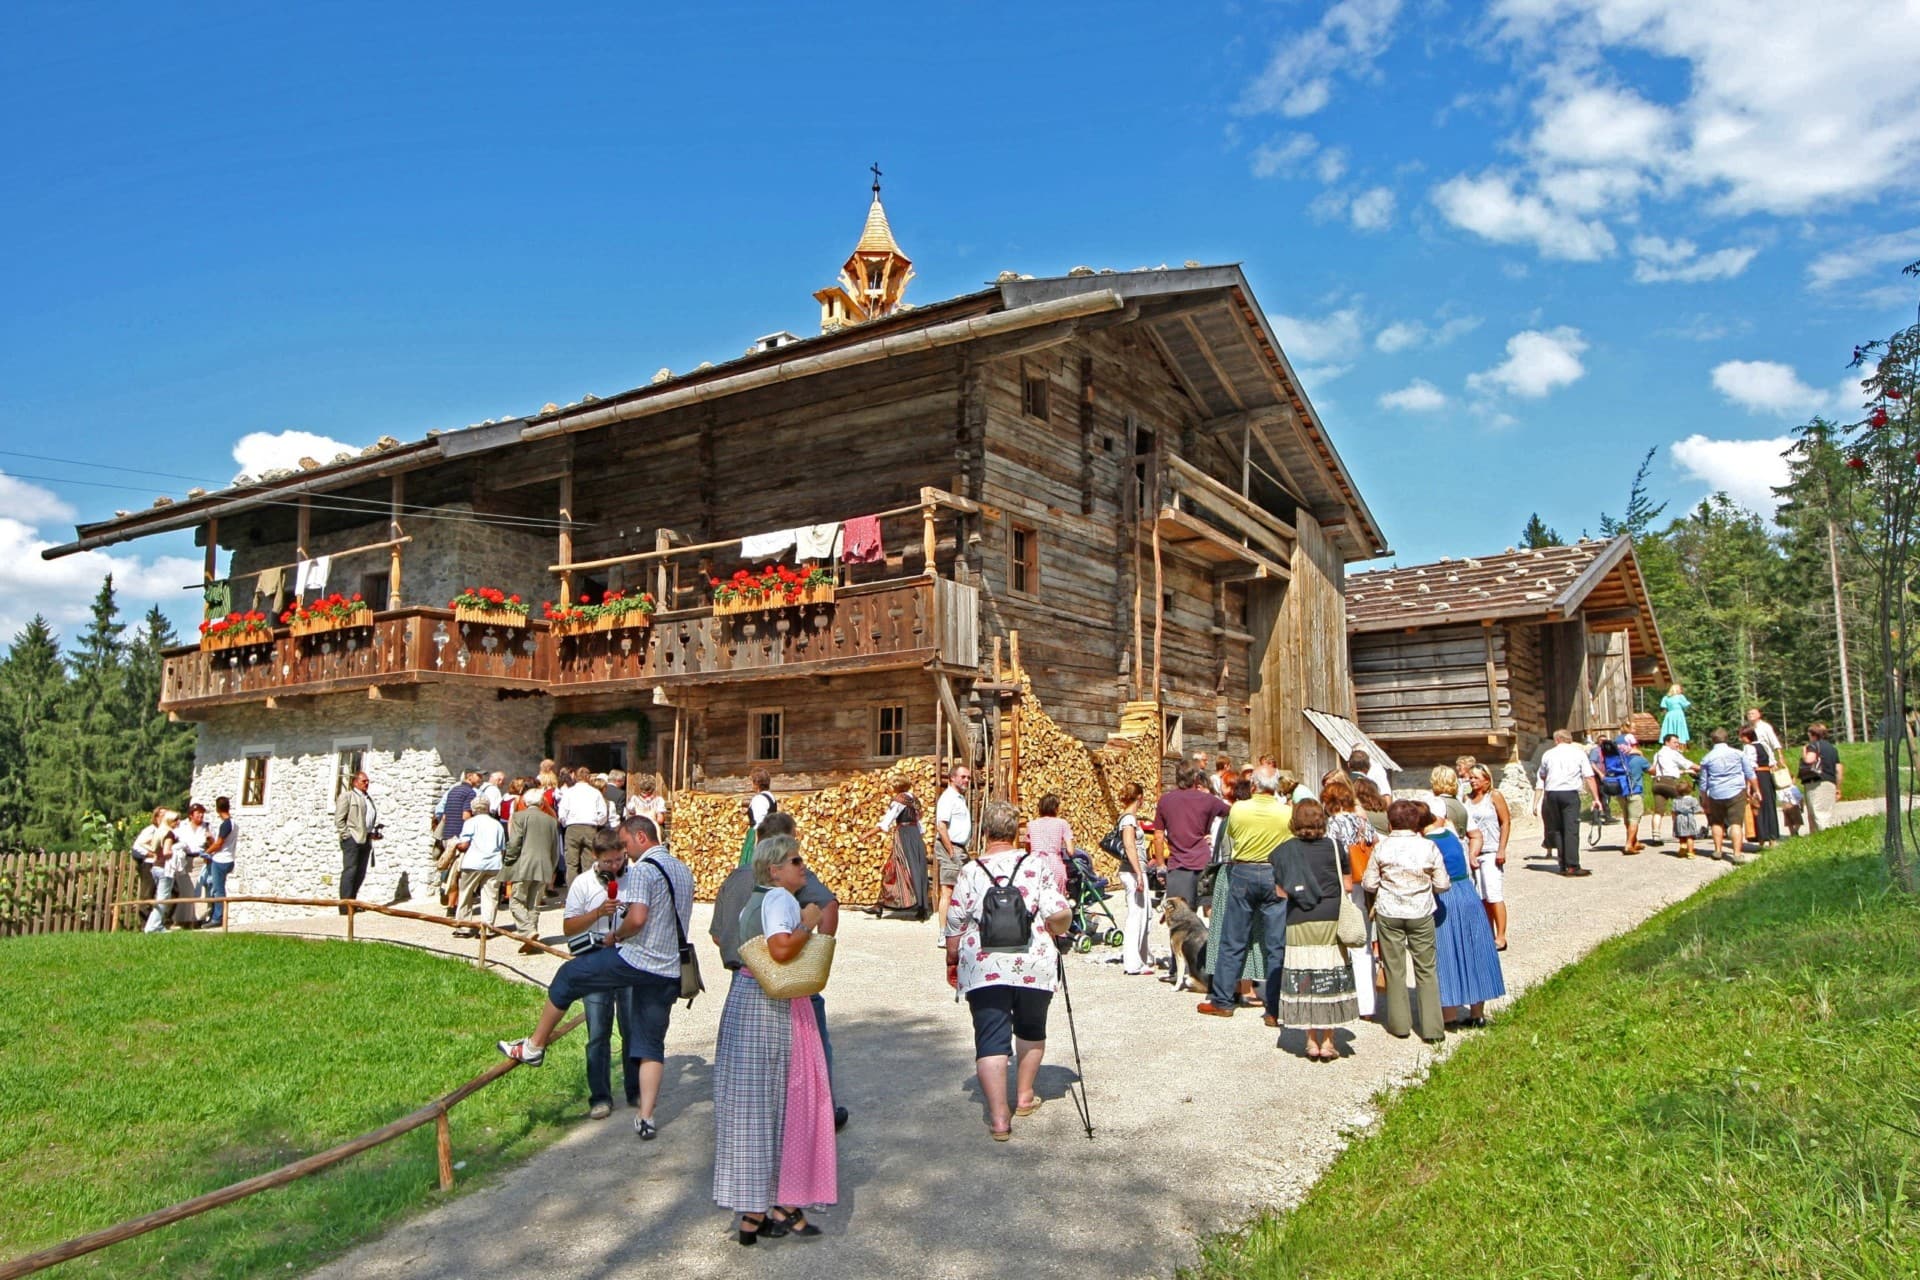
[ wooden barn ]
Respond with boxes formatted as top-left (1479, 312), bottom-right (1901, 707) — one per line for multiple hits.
top-left (44, 186), bottom-right (1387, 900)
top-left (1344, 536), bottom-right (1669, 772)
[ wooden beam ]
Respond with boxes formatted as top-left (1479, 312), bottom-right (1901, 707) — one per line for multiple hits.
top-left (387, 474), bottom-right (404, 609)
top-left (1159, 509), bottom-right (1289, 578)
top-left (557, 442), bottom-right (575, 603)
top-left (1180, 312), bottom-right (1246, 411)
top-left (934, 672), bottom-right (969, 764)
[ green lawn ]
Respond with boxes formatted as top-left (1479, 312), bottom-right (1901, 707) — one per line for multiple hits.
top-left (1836, 740), bottom-right (1894, 801)
top-left (1198, 819), bottom-right (1920, 1280)
top-left (0, 933), bottom-right (578, 1277)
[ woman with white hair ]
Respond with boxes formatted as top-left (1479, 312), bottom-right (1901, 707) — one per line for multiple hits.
top-left (713, 834), bottom-right (836, 1244)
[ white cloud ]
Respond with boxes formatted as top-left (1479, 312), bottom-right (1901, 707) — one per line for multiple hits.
top-left (1709, 360), bottom-right (1830, 418)
top-left (1251, 132), bottom-right (1320, 179)
top-left (1296, 364), bottom-right (1352, 387)
top-left (1669, 434), bottom-right (1795, 514)
top-left (1379, 380), bottom-right (1449, 411)
top-left (0, 476), bottom-right (205, 646)
top-left (1531, 81), bottom-right (1676, 170)
top-left (1468, 326), bottom-right (1590, 398)
top-left (1432, 171), bottom-right (1617, 260)
top-left (1806, 225), bottom-right (1920, 290)
top-left (1375, 314), bottom-right (1481, 353)
top-left (1316, 148), bottom-right (1350, 184)
top-left (1240, 0), bottom-right (1404, 118)
top-left (231, 429), bottom-right (357, 482)
top-left (0, 472), bottom-right (77, 524)
top-left (1630, 235), bottom-right (1758, 283)
top-left (1349, 186), bottom-right (1397, 231)
top-left (1274, 307), bottom-right (1365, 366)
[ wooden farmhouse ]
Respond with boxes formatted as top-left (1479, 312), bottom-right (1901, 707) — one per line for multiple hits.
top-left (1343, 536), bottom-right (1670, 774)
top-left (45, 189), bottom-right (1386, 901)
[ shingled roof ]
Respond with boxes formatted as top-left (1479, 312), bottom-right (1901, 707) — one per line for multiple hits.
top-left (1346, 536), bottom-right (1669, 684)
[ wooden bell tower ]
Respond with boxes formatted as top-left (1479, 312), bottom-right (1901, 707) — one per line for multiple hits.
top-left (813, 165), bottom-right (914, 331)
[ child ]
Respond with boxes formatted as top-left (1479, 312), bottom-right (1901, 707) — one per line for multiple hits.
top-left (1781, 782), bottom-right (1805, 837)
top-left (1669, 778), bottom-right (1705, 859)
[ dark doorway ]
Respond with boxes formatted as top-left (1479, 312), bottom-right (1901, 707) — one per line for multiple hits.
top-left (563, 741), bottom-right (627, 774)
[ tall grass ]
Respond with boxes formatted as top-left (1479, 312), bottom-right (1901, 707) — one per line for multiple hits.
top-left (1199, 819), bottom-right (1920, 1279)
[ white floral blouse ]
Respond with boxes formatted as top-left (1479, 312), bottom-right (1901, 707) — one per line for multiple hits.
top-left (945, 847), bottom-right (1071, 995)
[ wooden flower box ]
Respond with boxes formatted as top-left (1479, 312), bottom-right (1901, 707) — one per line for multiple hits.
top-left (594, 611), bottom-right (654, 632)
top-left (289, 606), bottom-right (374, 638)
top-left (713, 585), bottom-right (836, 618)
top-left (454, 605), bottom-right (529, 628)
top-left (548, 616), bottom-right (595, 638)
top-left (200, 628), bottom-right (274, 654)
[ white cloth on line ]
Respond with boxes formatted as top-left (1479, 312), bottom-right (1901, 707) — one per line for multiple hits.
top-left (293, 559), bottom-right (311, 595)
top-left (740, 529), bottom-right (796, 559)
top-left (793, 522), bottom-right (842, 561)
top-left (307, 555), bottom-right (331, 591)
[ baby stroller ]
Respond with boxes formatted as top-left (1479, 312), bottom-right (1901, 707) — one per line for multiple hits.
top-left (1062, 849), bottom-right (1125, 954)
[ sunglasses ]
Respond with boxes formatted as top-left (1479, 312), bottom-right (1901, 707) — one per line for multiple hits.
top-left (786, 856), bottom-right (806, 866)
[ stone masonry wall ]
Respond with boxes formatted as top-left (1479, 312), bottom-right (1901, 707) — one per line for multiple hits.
top-left (227, 505), bottom-right (553, 613)
top-left (191, 686), bottom-right (553, 918)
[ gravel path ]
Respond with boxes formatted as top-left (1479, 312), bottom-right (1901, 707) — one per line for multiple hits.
top-left (251, 802), bottom-right (1879, 1279)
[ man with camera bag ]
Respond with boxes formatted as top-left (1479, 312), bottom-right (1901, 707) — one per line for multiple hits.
top-left (333, 770), bottom-right (381, 914)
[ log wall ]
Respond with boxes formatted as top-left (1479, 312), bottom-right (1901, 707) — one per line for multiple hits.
top-left (1251, 511), bottom-right (1350, 780)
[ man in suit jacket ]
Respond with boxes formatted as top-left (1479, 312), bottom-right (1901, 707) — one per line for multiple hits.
top-left (504, 787), bottom-right (560, 953)
top-left (333, 771), bottom-right (379, 914)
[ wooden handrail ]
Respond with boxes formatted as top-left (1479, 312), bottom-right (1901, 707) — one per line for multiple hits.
top-left (0, 904), bottom-right (586, 1280)
top-left (112, 894), bottom-right (573, 966)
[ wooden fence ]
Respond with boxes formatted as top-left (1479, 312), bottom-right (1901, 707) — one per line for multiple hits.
top-left (0, 849), bottom-right (139, 938)
top-left (0, 894), bottom-right (583, 1279)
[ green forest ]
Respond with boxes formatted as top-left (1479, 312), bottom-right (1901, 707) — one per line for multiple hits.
top-left (0, 578), bottom-right (195, 849)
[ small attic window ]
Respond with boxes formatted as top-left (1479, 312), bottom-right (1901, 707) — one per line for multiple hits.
top-left (1022, 371), bottom-right (1051, 422)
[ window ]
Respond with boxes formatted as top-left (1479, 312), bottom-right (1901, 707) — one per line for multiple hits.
top-left (1022, 372), bottom-right (1051, 421)
top-left (333, 739), bottom-right (370, 801)
top-left (1163, 713), bottom-right (1185, 759)
top-left (361, 571), bottom-right (390, 609)
top-left (872, 704), bottom-right (907, 757)
top-left (1010, 523), bottom-right (1039, 596)
top-left (750, 708), bottom-right (784, 762)
top-left (241, 750), bottom-right (270, 808)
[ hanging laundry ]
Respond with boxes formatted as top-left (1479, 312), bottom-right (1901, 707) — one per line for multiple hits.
top-left (254, 564), bottom-right (285, 602)
top-left (740, 528), bottom-right (796, 559)
top-left (201, 578), bottom-right (232, 618)
top-left (842, 514), bottom-right (885, 564)
top-left (307, 555), bottom-right (331, 591)
top-left (293, 559), bottom-right (312, 596)
top-left (793, 522), bottom-right (842, 561)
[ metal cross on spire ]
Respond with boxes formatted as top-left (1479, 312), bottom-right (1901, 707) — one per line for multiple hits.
top-left (870, 162), bottom-right (882, 197)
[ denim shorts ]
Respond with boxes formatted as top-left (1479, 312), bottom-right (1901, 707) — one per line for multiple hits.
top-left (966, 984), bottom-right (1052, 1058)
top-left (624, 969), bottom-right (679, 1062)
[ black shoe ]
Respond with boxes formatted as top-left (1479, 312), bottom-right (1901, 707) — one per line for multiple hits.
top-left (833, 1105), bottom-right (849, 1132)
top-left (768, 1207), bottom-right (822, 1238)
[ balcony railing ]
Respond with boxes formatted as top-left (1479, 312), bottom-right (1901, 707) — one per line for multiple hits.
top-left (159, 608), bottom-right (552, 713)
top-left (159, 580), bottom-right (980, 713)
top-left (550, 576), bottom-right (977, 692)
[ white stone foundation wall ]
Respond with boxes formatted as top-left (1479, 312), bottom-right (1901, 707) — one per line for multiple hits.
top-left (189, 687), bottom-right (553, 920)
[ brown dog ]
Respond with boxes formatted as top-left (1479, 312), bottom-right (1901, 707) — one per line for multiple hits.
top-left (1159, 895), bottom-right (1210, 993)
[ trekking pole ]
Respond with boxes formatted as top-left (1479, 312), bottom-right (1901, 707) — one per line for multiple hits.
top-left (1054, 953), bottom-right (1094, 1141)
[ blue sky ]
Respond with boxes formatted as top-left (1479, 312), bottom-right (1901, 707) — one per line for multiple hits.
top-left (4, 0), bottom-right (1918, 643)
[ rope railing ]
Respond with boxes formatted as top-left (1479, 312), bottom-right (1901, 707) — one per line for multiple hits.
top-left (0, 896), bottom-right (585, 1279)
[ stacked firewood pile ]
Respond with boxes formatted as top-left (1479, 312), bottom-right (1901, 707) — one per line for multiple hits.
top-left (670, 756), bottom-right (938, 901)
top-left (1013, 674), bottom-right (1161, 856)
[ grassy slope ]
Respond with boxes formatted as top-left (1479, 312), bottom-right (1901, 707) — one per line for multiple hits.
top-left (0, 933), bottom-right (576, 1277)
top-left (1200, 820), bottom-right (1920, 1280)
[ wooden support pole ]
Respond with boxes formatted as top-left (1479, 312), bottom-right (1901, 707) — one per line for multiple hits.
top-left (922, 505), bottom-right (938, 577)
top-left (202, 519), bottom-right (218, 606)
top-left (654, 528), bottom-right (671, 605)
top-left (295, 498), bottom-right (311, 564)
top-left (557, 459), bottom-right (575, 606)
top-left (476, 925), bottom-right (488, 970)
top-left (388, 474), bottom-right (405, 609)
top-left (1152, 524), bottom-right (1164, 702)
top-left (435, 1111), bottom-right (454, 1191)
top-left (345, 902), bottom-right (355, 943)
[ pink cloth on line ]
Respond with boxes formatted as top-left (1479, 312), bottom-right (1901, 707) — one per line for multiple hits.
top-left (842, 514), bottom-right (884, 564)
top-left (777, 997), bottom-right (838, 1207)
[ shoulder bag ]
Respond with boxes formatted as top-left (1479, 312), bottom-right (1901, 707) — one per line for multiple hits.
top-left (642, 856), bottom-right (705, 1007)
top-left (738, 931), bottom-right (836, 1000)
top-left (1336, 887), bottom-right (1367, 948)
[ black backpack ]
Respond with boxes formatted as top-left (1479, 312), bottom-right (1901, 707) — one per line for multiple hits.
top-left (977, 854), bottom-right (1034, 951)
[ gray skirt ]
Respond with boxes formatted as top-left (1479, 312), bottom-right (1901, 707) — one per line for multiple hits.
top-left (712, 968), bottom-right (793, 1213)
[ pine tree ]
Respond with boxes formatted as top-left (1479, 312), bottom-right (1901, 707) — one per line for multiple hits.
top-left (122, 606), bottom-right (194, 818)
top-left (1599, 448), bottom-right (1669, 540)
top-left (58, 577), bottom-right (133, 843)
top-left (1520, 513), bottom-right (1564, 548)
top-left (0, 616), bottom-right (68, 843)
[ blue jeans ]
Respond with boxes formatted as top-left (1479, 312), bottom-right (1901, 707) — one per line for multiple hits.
top-left (812, 993), bottom-right (837, 1105)
top-left (205, 862), bottom-right (232, 926)
top-left (1207, 863), bottom-right (1288, 1015)
top-left (583, 989), bottom-right (639, 1107)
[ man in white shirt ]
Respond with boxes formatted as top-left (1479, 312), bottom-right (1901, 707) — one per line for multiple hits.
top-left (934, 766), bottom-right (973, 935)
top-left (1745, 708), bottom-right (1784, 762)
top-left (1648, 733), bottom-right (1698, 844)
top-left (172, 803), bottom-right (211, 927)
top-left (560, 831), bottom-right (635, 1119)
top-left (557, 765), bottom-right (610, 887)
top-left (453, 796), bottom-right (507, 937)
top-left (1347, 749), bottom-right (1391, 795)
top-left (476, 770), bottom-right (506, 815)
top-left (1535, 729), bottom-right (1601, 877)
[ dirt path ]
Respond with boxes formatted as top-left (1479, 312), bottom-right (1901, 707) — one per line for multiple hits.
top-left (252, 803), bottom-right (1879, 1279)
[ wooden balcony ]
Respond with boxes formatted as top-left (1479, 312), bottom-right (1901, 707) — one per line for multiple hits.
top-left (550, 576), bottom-right (979, 693)
top-left (159, 608), bottom-right (552, 714)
